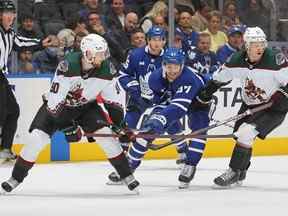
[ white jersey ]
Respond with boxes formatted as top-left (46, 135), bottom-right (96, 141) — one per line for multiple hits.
top-left (213, 49), bottom-right (288, 105)
top-left (45, 52), bottom-right (119, 115)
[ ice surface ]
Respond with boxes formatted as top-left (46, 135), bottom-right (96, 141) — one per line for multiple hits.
top-left (1, 156), bottom-right (288, 216)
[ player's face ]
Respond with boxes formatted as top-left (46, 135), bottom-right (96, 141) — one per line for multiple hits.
top-left (164, 63), bottom-right (182, 82)
top-left (148, 37), bottom-right (166, 55)
top-left (1, 11), bottom-right (16, 30)
top-left (85, 50), bottom-right (106, 67)
top-left (247, 42), bottom-right (266, 63)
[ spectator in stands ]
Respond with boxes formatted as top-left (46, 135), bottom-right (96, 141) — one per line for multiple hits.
top-left (33, 0), bottom-right (65, 35)
top-left (32, 36), bottom-right (62, 74)
top-left (16, 48), bottom-right (35, 73)
top-left (173, 27), bottom-right (184, 49)
top-left (222, 1), bottom-right (242, 33)
top-left (152, 15), bottom-right (167, 31)
top-left (55, 0), bottom-right (83, 21)
top-left (186, 32), bottom-right (220, 77)
top-left (123, 12), bottom-right (139, 33)
top-left (86, 11), bottom-right (126, 66)
top-left (203, 10), bottom-right (228, 52)
top-left (191, 0), bottom-right (211, 32)
top-left (105, 0), bottom-right (126, 31)
top-left (57, 15), bottom-right (88, 53)
top-left (58, 32), bottom-right (87, 60)
top-left (176, 11), bottom-right (199, 53)
top-left (130, 28), bottom-right (146, 49)
top-left (240, 0), bottom-right (271, 39)
top-left (216, 24), bottom-right (244, 64)
top-left (18, 14), bottom-right (44, 39)
top-left (140, 0), bottom-right (168, 33)
top-left (79, 0), bottom-right (102, 21)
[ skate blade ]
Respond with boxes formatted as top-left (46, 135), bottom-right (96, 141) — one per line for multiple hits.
top-left (212, 181), bottom-right (243, 189)
top-left (0, 158), bottom-right (15, 165)
top-left (106, 180), bottom-right (124, 186)
top-left (178, 182), bottom-right (190, 189)
top-left (130, 187), bottom-right (140, 195)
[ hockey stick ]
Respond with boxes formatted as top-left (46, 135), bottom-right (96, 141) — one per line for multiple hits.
top-left (84, 132), bottom-right (235, 139)
top-left (147, 101), bottom-right (273, 150)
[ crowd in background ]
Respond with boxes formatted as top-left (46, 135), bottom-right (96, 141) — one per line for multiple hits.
top-left (7, 0), bottom-right (288, 74)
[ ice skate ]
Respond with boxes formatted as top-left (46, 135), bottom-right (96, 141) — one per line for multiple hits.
top-left (213, 168), bottom-right (241, 188)
top-left (122, 174), bottom-right (140, 194)
top-left (106, 171), bottom-right (124, 185)
top-left (0, 177), bottom-right (20, 194)
top-left (178, 164), bottom-right (196, 189)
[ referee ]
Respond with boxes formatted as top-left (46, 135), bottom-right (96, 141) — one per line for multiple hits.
top-left (0, 0), bottom-right (53, 161)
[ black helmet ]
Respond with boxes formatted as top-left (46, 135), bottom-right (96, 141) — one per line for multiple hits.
top-left (0, 0), bottom-right (16, 12)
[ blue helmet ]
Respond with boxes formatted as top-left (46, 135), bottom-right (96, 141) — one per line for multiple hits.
top-left (147, 26), bottom-right (166, 40)
top-left (163, 47), bottom-right (185, 65)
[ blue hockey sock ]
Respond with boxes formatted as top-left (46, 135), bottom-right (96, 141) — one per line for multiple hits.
top-left (186, 138), bottom-right (206, 166)
top-left (127, 138), bottom-right (148, 170)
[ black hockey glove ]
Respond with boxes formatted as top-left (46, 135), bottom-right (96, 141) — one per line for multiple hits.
top-left (197, 80), bottom-right (230, 103)
top-left (62, 125), bottom-right (82, 142)
top-left (118, 128), bottom-right (136, 143)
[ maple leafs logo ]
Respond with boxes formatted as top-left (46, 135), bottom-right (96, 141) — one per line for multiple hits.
top-left (244, 78), bottom-right (267, 102)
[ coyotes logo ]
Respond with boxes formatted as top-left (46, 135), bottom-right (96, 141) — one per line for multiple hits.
top-left (244, 78), bottom-right (267, 102)
top-left (66, 83), bottom-right (88, 106)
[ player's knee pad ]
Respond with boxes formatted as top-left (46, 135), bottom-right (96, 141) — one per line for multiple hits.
top-left (94, 127), bottom-right (122, 158)
top-left (20, 129), bottom-right (50, 162)
top-left (234, 123), bottom-right (259, 147)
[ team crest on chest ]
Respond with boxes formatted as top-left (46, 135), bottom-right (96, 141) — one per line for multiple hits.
top-left (244, 78), bottom-right (267, 102)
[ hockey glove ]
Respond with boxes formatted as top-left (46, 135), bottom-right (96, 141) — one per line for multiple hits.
top-left (142, 114), bottom-right (166, 135)
top-left (62, 125), bottom-right (82, 142)
top-left (197, 80), bottom-right (229, 103)
top-left (118, 128), bottom-right (136, 143)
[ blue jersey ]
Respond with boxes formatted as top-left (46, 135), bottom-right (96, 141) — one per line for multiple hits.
top-left (118, 45), bottom-right (164, 100)
top-left (186, 47), bottom-right (220, 81)
top-left (176, 26), bottom-right (199, 54)
top-left (148, 66), bottom-right (205, 125)
top-left (216, 43), bottom-right (238, 64)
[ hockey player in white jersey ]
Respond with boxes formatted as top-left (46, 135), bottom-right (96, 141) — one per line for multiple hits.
top-left (198, 26), bottom-right (288, 187)
top-left (0, 34), bottom-right (140, 194)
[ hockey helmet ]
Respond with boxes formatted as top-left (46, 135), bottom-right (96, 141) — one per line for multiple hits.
top-left (80, 33), bottom-right (110, 64)
top-left (163, 47), bottom-right (185, 65)
top-left (147, 26), bottom-right (166, 40)
top-left (243, 26), bottom-right (267, 49)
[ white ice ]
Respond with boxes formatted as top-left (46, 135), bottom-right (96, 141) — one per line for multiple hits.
top-left (1, 156), bottom-right (288, 216)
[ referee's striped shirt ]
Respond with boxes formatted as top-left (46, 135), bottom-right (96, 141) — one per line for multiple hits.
top-left (0, 25), bottom-right (42, 74)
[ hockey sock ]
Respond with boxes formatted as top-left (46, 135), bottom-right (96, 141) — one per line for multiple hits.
top-left (185, 139), bottom-right (206, 166)
top-left (12, 157), bottom-right (34, 183)
top-left (127, 138), bottom-right (148, 170)
top-left (174, 139), bottom-right (187, 154)
top-left (229, 144), bottom-right (252, 171)
top-left (108, 152), bottom-right (132, 179)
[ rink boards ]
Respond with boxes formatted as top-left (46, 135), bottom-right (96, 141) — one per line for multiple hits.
top-left (8, 76), bottom-right (288, 163)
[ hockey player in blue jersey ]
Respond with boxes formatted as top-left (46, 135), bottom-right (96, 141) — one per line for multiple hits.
top-left (118, 26), bottom-right (166, 130)
top-left (126, 47), bottom-right (210, 189)
top-left (186, 32), bottom-right (221, 80)
top-left (216, 25), bottom-right (244, 64)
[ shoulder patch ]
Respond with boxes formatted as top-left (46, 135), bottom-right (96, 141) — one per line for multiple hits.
top-left (56, 60), bottom-right (69, 75)
top-left (275, 52), bottom-right (288, 66)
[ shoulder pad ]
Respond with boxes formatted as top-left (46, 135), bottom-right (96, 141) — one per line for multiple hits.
top-left (56, 60), bottom-right (69, 75)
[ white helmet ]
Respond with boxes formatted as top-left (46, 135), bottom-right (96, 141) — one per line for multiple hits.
top-left (243, 26), bottom-right (267, 49)
top-left (80, 34), bottom-right (110, 64)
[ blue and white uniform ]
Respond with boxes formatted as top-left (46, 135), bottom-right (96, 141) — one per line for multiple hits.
top-left (118, 26), bottom-right (166, 129)
top-left (127, 48), bottom-right (208, 170)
